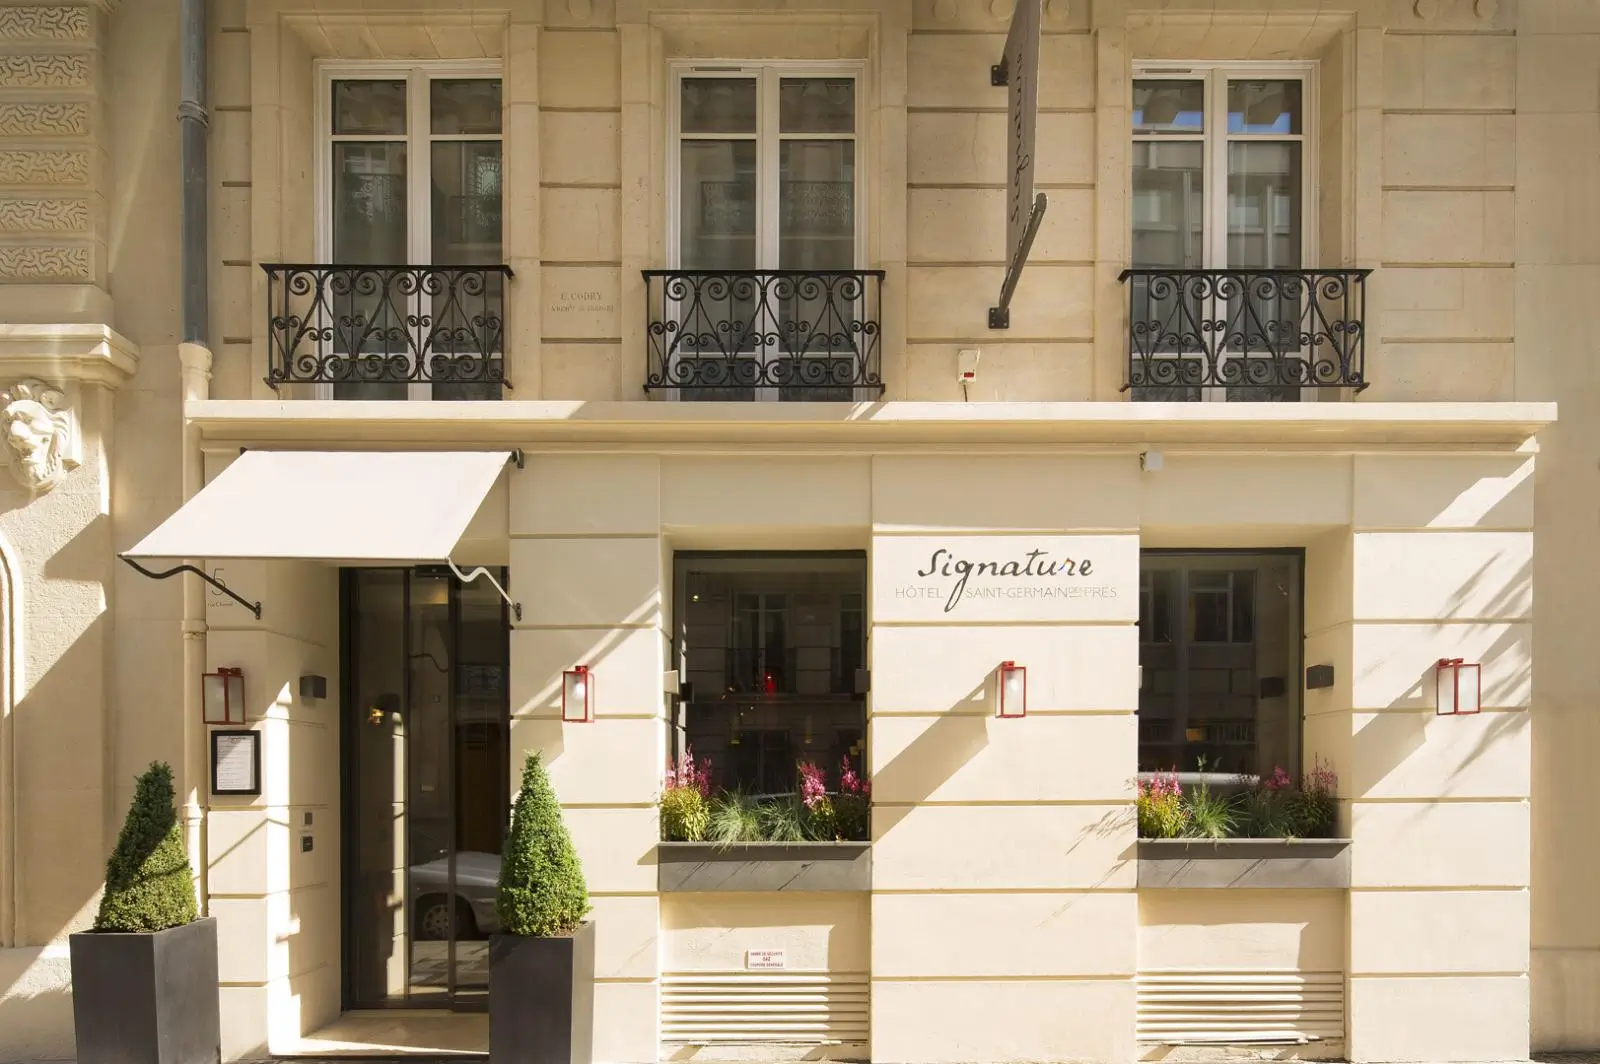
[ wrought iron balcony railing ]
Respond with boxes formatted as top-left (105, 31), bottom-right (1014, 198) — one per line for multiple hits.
top-left (264, 264), bottom-right (513, 397)
top-left (643, 269), bottom-right (886, 401)
top-left (1118, 268), bottom-right (1371, 401)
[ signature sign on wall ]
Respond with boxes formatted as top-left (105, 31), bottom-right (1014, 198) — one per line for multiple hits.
top-left (913, 546), bottom-right (1101, 613)
top-left (875, 536), bottom-right (1137, 624)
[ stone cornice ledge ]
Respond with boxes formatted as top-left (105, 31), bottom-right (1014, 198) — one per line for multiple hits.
top-left (0, 324), bottom-right (139, 388)
top-left (185, 400), bottom-right (1558, 449)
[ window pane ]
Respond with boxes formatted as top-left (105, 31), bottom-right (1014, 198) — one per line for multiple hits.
top-left (780, 77), bottom-right (855, 134)
top-left (1227, 141), bottom-right (1301, 269)
top-left (681, 78), bottom-right (757, 134)
top-left (430, 142), bottom-right (504, 401)
top-left (779, 140), bottom-right (853, 270)
top-left (1133, 79), bottom-right (1204, 134)
top-left (1228, 80), bottom-right (1301, 135)
top-left (332, 143), bottom-right (407, 262)
top-left (679, 140), bottom-right (757, 270)
top-left (431, 79), bottom-right (501, 135)
top-left (1132, 141), bottom-right (1203, 269)
top-left (1231, 570), bottom-right (1256, 643)
top-left (431, 142), bottom-right (502, 263)
top-left (333, 79), bottom-right (407, 135)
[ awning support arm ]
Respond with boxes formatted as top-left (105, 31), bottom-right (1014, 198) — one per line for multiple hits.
top-left (446, 559), bottom-right (522, 623)
top-left (119, 556), bottom-right (262, 620)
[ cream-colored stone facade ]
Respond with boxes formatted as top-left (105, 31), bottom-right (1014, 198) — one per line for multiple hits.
top-left (0, 0), bottom-right (1594, 1061)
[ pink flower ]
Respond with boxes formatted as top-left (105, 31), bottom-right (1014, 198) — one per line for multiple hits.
top-left (666, 748), bottom-right (712, 797)
top-left (798, 761), bottom-right (828, 810)
top-left (1264, 766), bottom-right (1293, 791)
top-left (839, 755), bottom-right (870, 798)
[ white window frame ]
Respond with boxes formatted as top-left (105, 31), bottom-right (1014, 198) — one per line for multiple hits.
top-left (1131, 60), bottom-right (1318, 402)
top-left (314, 59), bottom-right (503, 401)
top-left (666, 60), bottom-right (867, 401)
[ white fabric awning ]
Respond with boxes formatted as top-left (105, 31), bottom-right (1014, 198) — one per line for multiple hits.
top-left (124, 450), bottom-right (514, 563)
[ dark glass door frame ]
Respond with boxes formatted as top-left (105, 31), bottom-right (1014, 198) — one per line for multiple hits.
top-left (339, 565), bottom-right (508, 1013)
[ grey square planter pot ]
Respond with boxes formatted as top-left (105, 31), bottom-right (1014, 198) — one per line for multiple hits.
top-left (1137, 838), bottom-right (1353, 889)
top-left (489, 920), bottom-right (595, 1064)
top-left (68, 916), bottom-right (221, 1064)
top-left (658, 841), bottom-right (872, 892)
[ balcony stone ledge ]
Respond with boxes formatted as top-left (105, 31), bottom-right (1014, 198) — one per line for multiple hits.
top-left (184, 399), bottom-right (1557, 451)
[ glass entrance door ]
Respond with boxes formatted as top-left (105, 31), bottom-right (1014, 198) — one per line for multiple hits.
top-left (343, 566), bottom-right (510, 1010)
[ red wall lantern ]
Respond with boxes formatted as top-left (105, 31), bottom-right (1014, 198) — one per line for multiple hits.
top-left (1435, 658), bottom-right (1481, 716)
top-left (997, 660), bottom-right (1026, 719)
top-left (203, 666), bottom-right (246, 725)
top-left (563, 665), bottom-right (593, 723)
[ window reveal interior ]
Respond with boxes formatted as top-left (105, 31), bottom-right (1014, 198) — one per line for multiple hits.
top-left (674, 554), bottom-right (867, 796)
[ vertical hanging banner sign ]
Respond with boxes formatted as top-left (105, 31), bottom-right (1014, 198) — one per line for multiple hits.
top-left (989, 0), bottom-right (1048, 330)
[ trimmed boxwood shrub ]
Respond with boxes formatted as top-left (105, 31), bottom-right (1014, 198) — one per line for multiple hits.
top-left (93, 761), bottom-right (198, 933)
top-left (496, 752), bottom-right (590, 937)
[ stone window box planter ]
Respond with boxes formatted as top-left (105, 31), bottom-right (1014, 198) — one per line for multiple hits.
top-left (658, 841), bottom-right (871, 893)
top-left (1137, 838), bottom-right (1353, 889)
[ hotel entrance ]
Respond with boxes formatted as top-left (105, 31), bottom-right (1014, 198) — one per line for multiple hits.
top-left (341, 566), bottom-right (511, 1011)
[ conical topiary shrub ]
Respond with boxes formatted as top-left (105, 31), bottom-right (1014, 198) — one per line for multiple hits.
top-left (93, 761), bottom-right (198, 933)
top-left (496, 751), bottom-right (589, 937)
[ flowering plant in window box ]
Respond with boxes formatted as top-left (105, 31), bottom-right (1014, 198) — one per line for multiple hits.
top-left (660, 747), bottom-right (713, 842)
top-left (1134, 757), bottom-right (1341, 840)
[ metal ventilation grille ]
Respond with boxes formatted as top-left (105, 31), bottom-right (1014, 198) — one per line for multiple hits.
top-left (1136, 970), bottom-right (1345, 1046)
top-left (662, 972), bottom-right (870, 1045)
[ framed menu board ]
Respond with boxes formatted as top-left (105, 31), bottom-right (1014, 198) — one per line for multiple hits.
top-left (211, 729), bottom-right (260, 797)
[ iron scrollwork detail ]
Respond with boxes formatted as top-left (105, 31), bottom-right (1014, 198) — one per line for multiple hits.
top-left (642, 269), bottom-right (886, 400)
top-left (263, 264), bottom-right (513, 391)
top-left (1117, 268), bottom-right (1371, 400)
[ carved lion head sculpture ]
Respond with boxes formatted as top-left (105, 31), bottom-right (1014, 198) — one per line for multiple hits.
top-left (0, 379), bottom-right (77, 494)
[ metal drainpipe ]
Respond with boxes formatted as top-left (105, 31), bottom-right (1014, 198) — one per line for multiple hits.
top-left (177, 0), bottom-right (211, 914)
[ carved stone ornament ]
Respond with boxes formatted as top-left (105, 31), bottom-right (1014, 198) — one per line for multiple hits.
top-left (1475, 0), bottom-right (1497, 19)
top-left (989, 0), bottom-right (1016, 19)
top-left (1412, 0), bottom-right (1438, 19)
top-left (0, 378), bottom-right (77, 493)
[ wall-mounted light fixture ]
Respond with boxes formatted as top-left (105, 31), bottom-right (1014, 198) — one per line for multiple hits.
top-left (203, 666), bottom-right (246, 726)
top-left (997, 660), bottom-right (1026, 719)
top-left (299, 674), bottom-right (327, 703)
top-left (563, 665), bottom-right (593, 723)
top-left (1435, 658), bottom-right (1481, 716)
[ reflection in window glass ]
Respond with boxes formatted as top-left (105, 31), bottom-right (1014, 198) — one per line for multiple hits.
top-left (1133, 80), bottom-right (1205, 134)
top-left (1228, 79), bottom-right (1301, 134)
top-left (681, 78), bottom-right (758, 134)
top-left (431, 79), bottom-right (502, 135)
top-left (780, 78), bottom-right (855, 134)
top-left (1131, 141), bottom-right (1204, 270)
top-left (333, 143), bottom-right (407, 263)
top-left (779, 140), bottom-right (854, 270)
top-left (1137, 557), bottom-right (1298, 778)
top-left (680, 140), bottom-right (757, 271)
top-left (677, 557), bottom-right (868, 798)
top-left (333, 79), bottom-right (407, 135)
top-left (1227, 141), bottom-right (1301, 270)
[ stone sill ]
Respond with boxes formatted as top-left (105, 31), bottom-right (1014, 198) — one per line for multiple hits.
top-left (658, 841), bottom-right (871, 893)
top-left (1137, 838), bottom-right (1353, 889)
